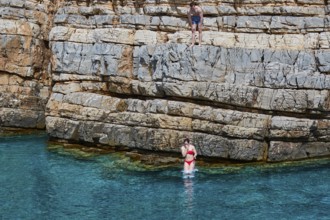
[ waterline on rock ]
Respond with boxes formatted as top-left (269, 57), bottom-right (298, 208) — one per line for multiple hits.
top-left (48, 139), bottom-right (330, 175)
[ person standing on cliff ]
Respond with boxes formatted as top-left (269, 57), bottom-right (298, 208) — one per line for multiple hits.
top-left (181, 138), bottom-right (197, 174)
top-left (187, 2), bottom-right (203, 47)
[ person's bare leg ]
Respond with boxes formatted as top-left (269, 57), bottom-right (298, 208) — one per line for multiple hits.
top-left (190, 24), bottom-right (196, 47)
top-left (188, 162), bottom-right (195, 173)
top-left (184, 162), bottom-right (190, 173)
top-left (189, 161), bottom-right (195, 173)
top-left (198, 23), bottom-right (202, 46)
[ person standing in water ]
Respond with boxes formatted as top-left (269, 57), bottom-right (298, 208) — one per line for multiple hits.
top-left (187, 2), bottom-right (203, 47)
top-left (181, 138), bottom-right (197, 174)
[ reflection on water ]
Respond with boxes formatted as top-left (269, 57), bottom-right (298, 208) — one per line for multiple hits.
top-left (183, 178), bottom-right (195, 214)
top-left (1, 134), bottom-right (330, 220)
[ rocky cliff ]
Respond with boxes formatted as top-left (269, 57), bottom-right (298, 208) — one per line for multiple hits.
top-left (0, 0), bottom-right (53, 129)
top-left (0, 0), bottom-right (329, 162)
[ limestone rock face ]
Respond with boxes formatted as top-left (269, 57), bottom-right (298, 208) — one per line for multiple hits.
top-left (0, 0), bottom-right (54, 129)
top-left (2, 0), bottom-right (330, 162)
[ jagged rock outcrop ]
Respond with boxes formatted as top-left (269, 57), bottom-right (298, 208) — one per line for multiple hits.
top-left (0, 0), bottom-right (54, 128)
top-left (1, 0), bottom-right (330, 162)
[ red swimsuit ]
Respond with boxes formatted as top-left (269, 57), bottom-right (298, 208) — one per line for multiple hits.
top-left (185, 150), bottom-right (195, 165)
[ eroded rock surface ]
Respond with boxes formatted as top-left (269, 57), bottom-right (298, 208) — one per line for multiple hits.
top-left (0, 0), bottom-right (54, 128)
top-left (1, 0), bottom-right (330, 162)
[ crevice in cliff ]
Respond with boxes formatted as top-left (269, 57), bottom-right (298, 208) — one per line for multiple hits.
top-left (0, 70), bottom-right (35, 81)
top-left (267, 137), bottom-right (312, 143)
top-left (43, 39), bottom-right (50, 50)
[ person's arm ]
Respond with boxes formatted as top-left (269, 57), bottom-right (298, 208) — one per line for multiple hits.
top-left (193, 146), bottom-right (197, 159)
top-left (181, 146), bottom-right (187, 157)
top-left (187, 10), bottom-right (192, 26)
top-left (199, 8), bottom-right (203, 24)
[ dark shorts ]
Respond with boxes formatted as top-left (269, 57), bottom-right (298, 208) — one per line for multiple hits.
top-left (192, 16), bottom-right (201, 25)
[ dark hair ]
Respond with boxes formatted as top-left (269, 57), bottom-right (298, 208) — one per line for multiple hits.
top-left (184, 138), bottom-right (190, 143)
top-left (190, 2), bottom-right (198, 7)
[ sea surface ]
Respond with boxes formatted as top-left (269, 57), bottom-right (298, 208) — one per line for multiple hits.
top-left (1, 133), bottom-right (329, 220)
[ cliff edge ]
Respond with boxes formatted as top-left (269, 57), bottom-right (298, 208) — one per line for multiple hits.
top-left (0, 0), bottom-right (329, 162)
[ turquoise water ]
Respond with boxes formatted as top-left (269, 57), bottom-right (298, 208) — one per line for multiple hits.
top-left (1, 134), bottom-right (329, 220)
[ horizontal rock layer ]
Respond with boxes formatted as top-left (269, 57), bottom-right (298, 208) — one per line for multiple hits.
top-left (0, 0), bottom-right (52, 129)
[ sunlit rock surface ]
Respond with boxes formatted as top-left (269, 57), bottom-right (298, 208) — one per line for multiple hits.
top-left (1, 0), bottom-right (330, 162)
top-left (0, 0), bottom-right (53, 128)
